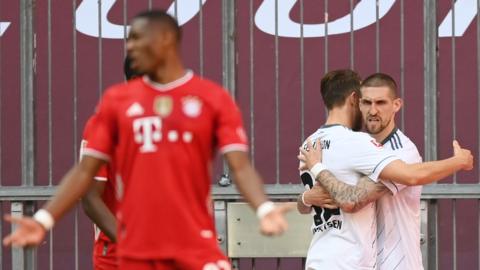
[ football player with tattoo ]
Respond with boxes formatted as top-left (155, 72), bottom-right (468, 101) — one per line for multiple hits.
top-left (297, 70), bottom-right (473, 270)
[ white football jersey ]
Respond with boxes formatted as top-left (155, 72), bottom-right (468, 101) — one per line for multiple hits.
top-left (377, 128), bottom-right (424, 270)
top-left (302, 125), bottom-right (399, 270)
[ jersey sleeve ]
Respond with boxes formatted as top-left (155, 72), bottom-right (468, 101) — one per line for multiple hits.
top-left (215, 90), bottom-right (249, 154)
top-left (80, 127), bottom-right (109, 182)
top-left (82, 91), bottom-right (118, 162)
top-left (381, 143), bottom-right (423, 195)
top-left (350, 134), bottom-right (400, 182)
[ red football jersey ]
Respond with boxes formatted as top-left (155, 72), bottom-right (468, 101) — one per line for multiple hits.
top-left (81, 116), bottom-right (118, 253)
top-left (83, 71), bottom-right (248, 259)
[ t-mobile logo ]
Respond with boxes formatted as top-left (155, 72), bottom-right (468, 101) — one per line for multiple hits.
top-left (133, 116), bottom-right (162, 153)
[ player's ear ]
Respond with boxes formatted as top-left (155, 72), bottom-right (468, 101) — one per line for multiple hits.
top-left (393, 97), bottom-right (402, 112)
top-left (349, 91), bottom-right (358, 106)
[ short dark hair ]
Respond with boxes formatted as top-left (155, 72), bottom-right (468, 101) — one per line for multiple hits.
top-left (320, 69), bottom-right (361, 110)
top-left (134, 10), bottom-right (182, 42)
top-left (123, 55), bottom-right (142, 80)
top-left (361, 73), bottom-right (398, 98)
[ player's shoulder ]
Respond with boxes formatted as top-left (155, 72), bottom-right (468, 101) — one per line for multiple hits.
top-left (102, 78), bottom-right (144, 99)
top-left (192, 76), bottom-right (232, 98)
top-left (82, 114), bottom-right (98, 139)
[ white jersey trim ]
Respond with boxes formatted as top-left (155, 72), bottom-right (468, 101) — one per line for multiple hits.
top-left (143, 70), bottom-right (193, 92)
top-left (94, 176), bottom-right (108, 182)
top-left (82, 148), bottom-right (111, 162)
top-left (220, 144), bottom-right (249, 154)
top-left (369, 155), bottom-right (400, 181)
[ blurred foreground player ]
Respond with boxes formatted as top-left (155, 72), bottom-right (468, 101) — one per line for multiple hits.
top-left (80, 56), bottom-right (142, 270)
top-left (4, 10), bottom-right (291, 270)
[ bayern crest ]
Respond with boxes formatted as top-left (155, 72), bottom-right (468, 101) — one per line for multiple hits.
top-left (182, 96), bottom-right (203, 118)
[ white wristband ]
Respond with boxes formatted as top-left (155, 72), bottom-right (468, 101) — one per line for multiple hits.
top-left (310, 162), bottom-right (327, 179)
top-left (301, 192), bottom-right (312, 207)
top-left (33, 209), bottom-right (55, 231)
top-left (256, 201), bottom-right (275, 219)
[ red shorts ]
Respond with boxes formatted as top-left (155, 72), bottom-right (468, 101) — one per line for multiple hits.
top-left (93, 239), bottom-right (118, 270)
top-left (118, 251), bottom-right (231, 270)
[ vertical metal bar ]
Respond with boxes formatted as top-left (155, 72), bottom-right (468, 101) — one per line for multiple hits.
top-left (48, 0), bottom-right (53, 187)
top-left (450, 2), bottom-right (457, 267)
top-left (222, 0), bottom-right (236, 177)
top-left (231, 258), bottom-right (239, 270)
top-left (423, 0), bottom-right (437, 162)
top-left (375, 0), bottom-right (380, 72)
top-left (0, 202), bottom-right (2, 270)
top-left (477, 1), bottom-right (480, 268)
top-left (300, 0), bottom-right (305, 141)
top-left (74, 207), bottom-right (79, 270)
top-left (11, 202), bottom-right (25, 270)
top-left (123, 0), bottom-right (128, 56)
top-left (199, 0), bottom-right (204, 76)
top-left (274, 0), bottom-right (280, 184)
top-left (451, 0), bottom-right (457, 184)
top-left (427, 199), bottom-right (438, 270)
top-left (20, 0), bottom-right (35, 187)
top-left (214, 201), bottom-right (227, 253)
top-left (0, 0), bottom-right (3, 187)
top-left (324, 0), bottom-right (328, 73)
top-left (174, 0), bottom-right (178, 19)
top-left (350, 0), bottom-right (354, 69)
top-left (222, 0), bottom-right (235, 96)
top-left (148, 0), bottom-right (152, 10)
top-left (49, 230), bottom-right (53, 270)
top-left (97, 0), bottom-right (103, 96)
top-left (249, 0), bottom-right (255, 163)
top-left (420, 200), bottom-right (428, 270)
top-left (400, 0), bottom-right (405, 130)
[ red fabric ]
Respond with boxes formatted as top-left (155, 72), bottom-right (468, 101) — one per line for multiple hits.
top-left (84, 74), bottom-right (248, 259)
top-left (118, 251), bottom-right (231, 270)
top-left (83, 116), bottom-right (119, 265)
top-left (93, 239), bottom-right (118, 270)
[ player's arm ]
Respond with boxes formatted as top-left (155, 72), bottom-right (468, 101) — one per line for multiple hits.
top-left (379, 140), bottom-right (473, 186)
top-left (81, 181), bottom-right (117, 242)
top-left (297, 193), bottom-right (313, 214)
top-left (3, 156), bottom-right (104, 247)
top-left (224, 151), bottom-right (293, 236)
top-left (298, 145), bottom-right (389, 213)
top-left (314, 171), bottom-right (389, 213)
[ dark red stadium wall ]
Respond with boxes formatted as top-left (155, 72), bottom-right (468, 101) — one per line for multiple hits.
top-left (0, 0), bottom-right (478, 269)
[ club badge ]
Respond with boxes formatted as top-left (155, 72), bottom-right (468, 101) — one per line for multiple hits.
top-left (182, 96), bottom-right (202, 118)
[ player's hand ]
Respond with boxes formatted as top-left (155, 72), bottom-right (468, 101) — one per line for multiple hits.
top-left (298, 138), bottom-right (323, 170)
top-left (452, 140), bottom-right (473, 170)
top-left (3, 215), bottom-right (46, 247)
top-left (304, 182), bottom-right (338, 209)
top-left (259, 202), bottom-right (295, 236)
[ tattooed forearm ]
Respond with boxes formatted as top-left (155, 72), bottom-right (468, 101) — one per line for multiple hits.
top-left (316, 170), bottom-right (389, 213)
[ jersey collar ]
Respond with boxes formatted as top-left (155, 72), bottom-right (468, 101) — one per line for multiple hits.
top-left (380, 127), bottom-right (399, 145)
top-left (320, 124), bottom-right (347, 129)
top-left (143, 70), bottom-right (193, 92)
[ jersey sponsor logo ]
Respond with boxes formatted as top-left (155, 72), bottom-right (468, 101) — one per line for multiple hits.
top-left (126, 102), bottom-right (144, 117)
top-left (154, 96), bottom-right (173, 117)
top-left (133, 116), bottom-right (162, 152)
top-left (182, 96), bottom-right (202, 118)
top-left (132, 116), bottom-right (194, 151)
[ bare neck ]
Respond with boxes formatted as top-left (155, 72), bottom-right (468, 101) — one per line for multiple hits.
top-left (324, 107), bottom-right (353, 129)
top-left (148, 52), bottom-right (186, 84)
top-left (371, 121), bottom-right (397, 143)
